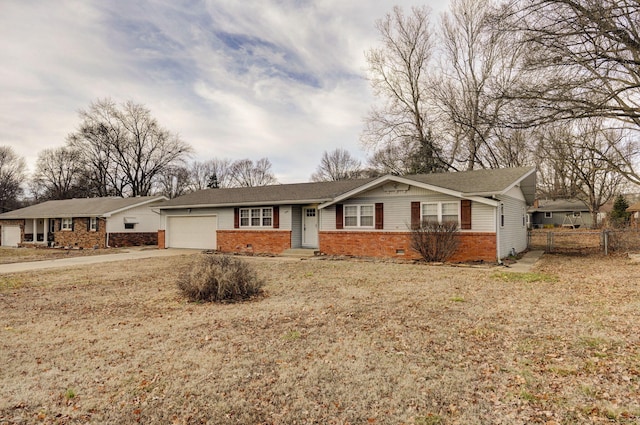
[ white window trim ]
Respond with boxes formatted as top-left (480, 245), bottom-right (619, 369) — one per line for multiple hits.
top-left (544, 211), bottom-right (553, 219)
top-left (239, 207), bottom-right (273, 228)
top-left (421, 202), bottom-right (460, 225)
top-left (344, 204), bottom-right (375, 228)
top-left (89, 217), bottom-right (97, 232)
top-left (61, 218), bottom-right (73, 231)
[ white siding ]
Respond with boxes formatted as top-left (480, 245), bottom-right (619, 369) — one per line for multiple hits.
top-left (160, 206), bottom-right (292, 231)
top-left (496, 194), bottom-right (528, 258)
top-left (107, 205), bottom-right (162, 233)
top-left (291, 205), bottom-right (302, 248)
top-left (320, 185), bottom-right (496, 233)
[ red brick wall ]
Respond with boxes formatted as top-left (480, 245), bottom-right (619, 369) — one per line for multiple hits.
top-left (54, 218), bottom-right (107, 249)
top-left (319, 231), bottom-right (497, 262)
top-left (108, 232), bottom-right (158, 247)
top-left (158, 230), bottom-right (166, 249)
top-left (217, 230), bottom-right (291, 254)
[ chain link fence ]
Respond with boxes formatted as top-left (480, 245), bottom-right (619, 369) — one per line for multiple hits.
top-left (528, 228), bottom-right (640, 255)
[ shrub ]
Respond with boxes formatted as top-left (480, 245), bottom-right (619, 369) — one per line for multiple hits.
top-left (410, 220), bottom-right (460, 262)
top-left (177, 254), bottom-right (265, 302)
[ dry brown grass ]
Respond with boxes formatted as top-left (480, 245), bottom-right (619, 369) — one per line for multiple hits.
top-left (1, 253), bottom-right (639, 424)
top-left (0, 247), bottom-right (126, 265)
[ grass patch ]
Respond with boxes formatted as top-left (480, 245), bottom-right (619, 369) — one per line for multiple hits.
top-left (491, 271), bottom-right (558, 283)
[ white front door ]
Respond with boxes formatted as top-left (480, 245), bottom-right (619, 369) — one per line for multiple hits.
top-left (302, 207), bottom-right (318, 248)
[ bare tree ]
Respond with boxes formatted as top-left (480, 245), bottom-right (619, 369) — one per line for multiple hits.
top-left (311, 149), bottom-right (363, 182)
top-left (228, 158), bottom-right (277, 187)
top-left (536, 119), bottom-right (627, 226)
top-left (434, 0), bottom-right (530, 170)
top-left (363, 6), bottom-right (447, 174)
top-left (0, 146), bottom-right (26, 212)
top-left (30, 147), bottom-right (88, 200)
top-left (68, 98), bottom-right (193, 197)
top-left (189, 158), bottom-right (233, 191)
top-left (157, 165), bottom-right (191, 199)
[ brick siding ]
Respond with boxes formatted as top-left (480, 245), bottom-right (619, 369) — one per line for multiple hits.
top-left (54, 218), bottom-right (107, 249)
top-left (158, 230), bottom-right (166, 249)
top-left (217, 230), bottom-right (291, 254)
top-left (319, 231), bottom-right (497, 262)
top-left (109, 232), bottom-right (158, 247)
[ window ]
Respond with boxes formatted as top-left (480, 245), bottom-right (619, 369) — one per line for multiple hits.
top-left (500, 203), bottom-right (505, 227)
top-left (573, 211), bottom-right (581, 217)
top-left (89, 217), bottom-right (97, 231)
top-left (124, 223), bottom-right (135, 230)
top-left (421, 202), bottom-right (459, 225)
top-left (49, 220), bottom-right (56, 233)
top-left (544, 212), bottom-right (553, 219)
top-left (344, 204), bottom-right (374, 228)
top-left (239, 207), bottom-right (273, 227)
top-left (61, 218), bottom-right (73, 230)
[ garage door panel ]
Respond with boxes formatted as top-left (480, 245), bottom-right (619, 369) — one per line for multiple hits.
top-left (167, 216), bottom-right (216, 249)
top-left (1, 225), bottom-right (21, 247)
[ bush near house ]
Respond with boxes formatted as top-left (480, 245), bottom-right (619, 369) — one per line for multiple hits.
top-left (410, 220), bottom-right (460, 262)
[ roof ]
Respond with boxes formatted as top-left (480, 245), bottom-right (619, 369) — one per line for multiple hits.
top-left (0, 196), bottom-right (167, 219)
top-left (529, 199), bottom-right (590, 213)
top-left (158, 166), bottom-right (536, 210)
top-left (628, 201), bottom-right (640, 212)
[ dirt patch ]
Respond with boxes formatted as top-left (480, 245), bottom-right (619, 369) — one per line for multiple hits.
top-left (1, 253), bottom-right (639, 424)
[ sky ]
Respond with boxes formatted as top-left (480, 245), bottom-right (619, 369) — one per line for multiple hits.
top-left (0, 0), bottom-right (450, 184)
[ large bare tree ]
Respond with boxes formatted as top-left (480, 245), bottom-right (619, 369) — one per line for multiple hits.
top-left (0, 146), bottom-right (26, 212)
top-left (228, 158), bottom-right (277, 187)
top-left (31, 146), bottom-right (88, 200)
top-left (189, 158), bottom-right (233, 190)
top-left (311, 149), bottom-right (363, 182)
top-left (68, 98), bottom-right (193, 197)
top-left (363, 6), bottom-right (447, 174)
top-left (434, 0), bottom-right (530, 170)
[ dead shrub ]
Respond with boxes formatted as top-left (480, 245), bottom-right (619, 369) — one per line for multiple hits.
top-left (410, 220), bottom-right (460, 262)
top-left (177, 254), bottom-right (264, 302)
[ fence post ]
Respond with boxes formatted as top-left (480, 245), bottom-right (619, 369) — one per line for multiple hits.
top-left (603, 230), bottom-right (609, 255)
top-left (547, 231), bottom-right (553, 252)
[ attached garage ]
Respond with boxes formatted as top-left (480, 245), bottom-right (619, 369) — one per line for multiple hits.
top-left (167, 215), bottom-right (217, 249)
top-left (1, 225), bottom-right (21, 247)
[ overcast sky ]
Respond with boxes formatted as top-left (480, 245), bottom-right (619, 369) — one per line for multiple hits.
top-left (1, 0), bottom-right (450, 183)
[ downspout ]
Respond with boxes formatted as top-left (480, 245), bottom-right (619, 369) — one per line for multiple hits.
top-left (493, 196), bottom-right (501, 264)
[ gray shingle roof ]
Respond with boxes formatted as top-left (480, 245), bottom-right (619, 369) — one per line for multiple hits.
top-left (158, 166), bottom-right (536, 209)
top-left (529, 199), bottom-right (590, 212)
top-left (0, 196), bottom-right (165, 219)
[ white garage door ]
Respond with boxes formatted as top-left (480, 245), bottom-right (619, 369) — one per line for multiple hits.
top-left (1, 225), bottom-right (21, 247)
top-left (167, 216), bottom-right (217, 249)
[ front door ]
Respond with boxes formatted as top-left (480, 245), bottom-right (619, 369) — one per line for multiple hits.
top-left (302, 207), bottom-right (318, 248)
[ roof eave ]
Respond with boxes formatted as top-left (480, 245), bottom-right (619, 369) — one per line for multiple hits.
top-left (157, 198), bottom-right (333, 210)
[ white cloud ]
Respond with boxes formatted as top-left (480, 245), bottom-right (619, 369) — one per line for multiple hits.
top-left (0, 0), bottom-right (451, 183)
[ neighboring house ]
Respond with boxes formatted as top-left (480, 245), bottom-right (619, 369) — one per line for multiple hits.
top-left (0, 196), bottom-right (167, 248)
top-left (157, 167), bottom-right (536, 262)
top-left (628, 201), bottom-right (640, 228)
top-left (528, 199), bottom-right (592, 229)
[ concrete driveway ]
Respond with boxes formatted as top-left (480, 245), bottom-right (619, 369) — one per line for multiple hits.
top-left (0, 248), bottom-right (200, 274)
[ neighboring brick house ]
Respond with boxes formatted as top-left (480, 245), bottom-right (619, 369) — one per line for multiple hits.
top-left (157, 167), bottom-right (536, 262)
top-left (0, 196), bottom-right (166, 249)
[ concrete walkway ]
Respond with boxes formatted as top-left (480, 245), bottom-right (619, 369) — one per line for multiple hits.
top-left (500, 250), bottom-right (545, 273)
top-left (0, 248), bottom-right (200, 274)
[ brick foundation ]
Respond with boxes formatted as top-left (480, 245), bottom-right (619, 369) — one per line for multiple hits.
top-left (319, 231), bottom-right (497, 262)
top-left (158, 230), bottom-right (166, 249)
top-left (217, 230), bottom-right (291, 255)
top-left (109, 232), bottom-right (158, 247)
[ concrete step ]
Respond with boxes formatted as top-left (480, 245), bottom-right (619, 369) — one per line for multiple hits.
top-left (281, 248), bottom-right (319, 258)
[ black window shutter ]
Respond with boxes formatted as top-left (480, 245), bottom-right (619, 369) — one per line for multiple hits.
top-left (273, 206), bottom-right (280, 229)
top-left (461, 200), bottom-right (472, 230)
top-left (234, 208), bottom-right (240, 229)
top-left (57, 219), bottom-right (61, 231)
top-left (86, 218), bottom-right (91, 231)
top-left (71, 218), bottom-right (74, 231)
top-left (375, 203), bottom-right (384, 229)
top-left (96, 218), bottom-right (99, 231)
top-left (411, 202), bottom-right (421, 229)
top-left (336, 204), bottom-right (343, 229)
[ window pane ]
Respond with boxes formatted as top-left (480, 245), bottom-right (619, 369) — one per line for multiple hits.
top-left (442, 202), bottom-right (459, 223)
top-left (344, 205), bottom-right (358, 227)
top-left (422, 203), bottom-right (437, 222)
top-left (360, 205), bottom-right (373, 227)
top-left (345, 206), bottom-right (358, 216)
top-left (240, 209), bottom-right (249, 226)
top-left (251, 208), bottom-right (261, 226)
top-left (262, 208), bottom-right (272, 226)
